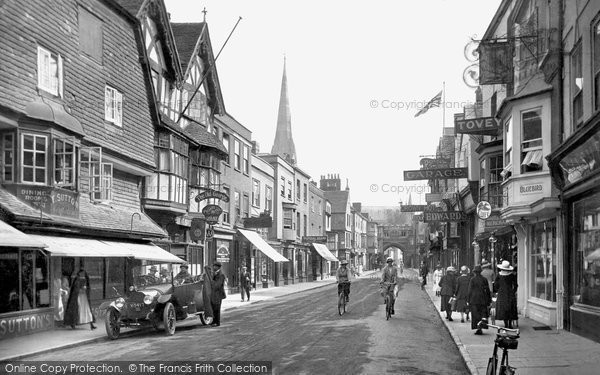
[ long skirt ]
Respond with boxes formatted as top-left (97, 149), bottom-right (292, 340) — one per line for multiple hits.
top-left (470, 304), bottom-right (488, 330)
top-left (77, 293), bottom-right (93, 324)
top-left (440, 295), bottom-right (452, 313)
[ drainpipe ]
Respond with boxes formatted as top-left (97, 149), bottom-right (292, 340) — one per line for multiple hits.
top-left (555, 0), bottom-right (565, 331)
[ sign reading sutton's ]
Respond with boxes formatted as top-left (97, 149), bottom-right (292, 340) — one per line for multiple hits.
top-left (404, 168), bottom-right (468, 181)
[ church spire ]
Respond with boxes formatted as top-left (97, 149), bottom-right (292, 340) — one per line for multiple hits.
top-left (271, 56), bottom-right (297, 165)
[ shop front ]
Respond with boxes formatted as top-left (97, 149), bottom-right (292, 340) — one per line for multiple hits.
top-left (548, 112), bottom-right (600, 342)
top-left (237, 229), bottom-right (288, 289)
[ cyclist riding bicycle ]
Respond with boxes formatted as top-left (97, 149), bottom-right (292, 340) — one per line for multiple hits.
top-left (380, 257), bottom-right (398, 315)
top-left (336, 260), bottom-right (352, 302)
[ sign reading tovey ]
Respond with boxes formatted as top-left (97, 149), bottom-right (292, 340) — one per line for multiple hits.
top-left (424, 211), bottom-right (468, 222)
top-left (454, 116), bottom-right (502, 135)
top-left (404, 168), bottom-right (468, 181)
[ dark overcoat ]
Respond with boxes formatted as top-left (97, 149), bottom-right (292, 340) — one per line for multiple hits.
top-left (493, 273), bottom-right (518, 321)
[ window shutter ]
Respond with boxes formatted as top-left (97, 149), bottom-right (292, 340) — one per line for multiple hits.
top-left (104, 86), bottom-right (111, 122)
top-left (116, 91), bottom-right (123, 126)
top-left (58, 54), bottom-right (64, 98)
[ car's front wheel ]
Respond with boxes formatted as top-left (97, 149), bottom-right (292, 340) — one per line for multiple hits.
top-left (163, 302), bottom-right (176, 336)
top-left (199, 311), bottom-right (213, 326)
top-left (105, 308), bottom-right (121, 340)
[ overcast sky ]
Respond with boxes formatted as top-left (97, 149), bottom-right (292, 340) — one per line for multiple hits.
top-left (165, 0), bottom-right (501, 206)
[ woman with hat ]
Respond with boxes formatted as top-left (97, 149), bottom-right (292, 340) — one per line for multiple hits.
top-left (468, 265), bottom-right (492, 334)
top-left (336, 259), bottom-right (353, 303)
top-left (493, 260), bottom-right (518, 329)
top-left (439, 266), bottom-right (457, 321)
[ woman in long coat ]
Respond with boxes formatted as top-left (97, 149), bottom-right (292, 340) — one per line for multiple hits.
top-left (432, 264), bottom-right (443, 297)
top-left (439, 267), bottom-right (457, 321)
top-left (493, 260), bottom-right (518, 329)
top-left (63, 269), bottom-right (96, 330)
top-left (455, 266), bottom-right (471, 323)
top-left (468, 265), bottom-right (491, 334)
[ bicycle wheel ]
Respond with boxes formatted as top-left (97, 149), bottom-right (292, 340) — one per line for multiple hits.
top-left (486, 356), bottom-right (496, 375)
top-left (338, 292), bottom-right (345, 316)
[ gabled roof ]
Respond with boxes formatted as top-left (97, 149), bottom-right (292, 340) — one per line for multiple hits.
top-left (171, 22), bottom-right (225, 116)
top-left (324, 190), bottom-right (350, 214)
top-left (182, 122), bottom-right (228, 156)
top-left (112, 0), bottom-right (145, 17)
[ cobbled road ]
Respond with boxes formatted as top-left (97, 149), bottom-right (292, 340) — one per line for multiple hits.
top-left (25, 275), bottom-right (469, 375)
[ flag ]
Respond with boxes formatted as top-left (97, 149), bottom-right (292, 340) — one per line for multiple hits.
top-left (414, 90), bottom-right (443, 117)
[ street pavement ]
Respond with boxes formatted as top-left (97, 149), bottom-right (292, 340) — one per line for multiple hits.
top-left (417, 269), bottom-right (600, 375)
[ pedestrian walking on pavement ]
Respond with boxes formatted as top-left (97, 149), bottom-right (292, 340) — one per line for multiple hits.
top-left (210, 262), bottom-right (226, 327)
top-left (439, 266), bottom-right (457, 321)
top-left (468, 265), bottom-right (491, 334)
top-left (480, 260), bottom-right (494, 293)
top-left (493, 260), bottom-right (518, 329)
top-left (432, 264), bottom-right (443, 297)
top-left (240, 266), bottom-right (251, 302)
top-left (419, 261), bottom-right (429, 290)
top-left (63, 268), bottom-right (96, 330)
top-left (455, 266), bottom-right (470, 323)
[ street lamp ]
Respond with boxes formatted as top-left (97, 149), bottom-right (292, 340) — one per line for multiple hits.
top-left (489, 233), bottom-right (497, 269)
top-left (472, 239), bottom-right (480, 265)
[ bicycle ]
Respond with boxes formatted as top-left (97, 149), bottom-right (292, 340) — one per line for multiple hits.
top-left (477, 320), bottom-right (520, 375)
top-left (337, 281), bottom-right (351, 316)
top-left (380, 281), bottom-right (396, 320)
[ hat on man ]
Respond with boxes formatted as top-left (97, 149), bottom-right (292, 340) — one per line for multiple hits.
top-left (149, 265), bottom-right (158, 272)
top-left (386, 257), bottom-right (394, 263)
top-left (180, 262), bottom-right (189, 269)
top-left (340, 259), bottom-right (349, 265)
top-left (481, 260), bottom-right (491, 268)
top-left (446, 266), bottom-right (455, 272)
top-left (473, 265), bottom-right (482, 273)
top-left (497, 260), bottom-right (514, 271)
top-left (460, 265), bottom-right (468, 274)
top-left (213, 261), bottom-right (222, 268)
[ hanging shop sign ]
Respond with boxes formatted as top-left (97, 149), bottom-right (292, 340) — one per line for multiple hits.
top-left (424, 211), bottom-right (468, 222)
top-left (476, 201), bottom-right (492, 219)
top-left (404, 168), bottom-right (468, 181)
top-left (190, 218), bottom-right (205, 242)
top-left (478, 41), bottom-right (512, 85)
top-left (454, 116), bottom-right (502, 135)
top-left (419, 158), bottom-right (451, 169)
top-left (485, 214), bottom-right (506, 230)
top-left (202, 204), bottom-right (223, 225)
top-left (194, 189), bottom-right (230, 203)
top-left (401, 205), bottom-right (427, 212)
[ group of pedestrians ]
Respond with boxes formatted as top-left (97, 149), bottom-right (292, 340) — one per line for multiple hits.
top-left (433, 259), bottom-right (518, 335)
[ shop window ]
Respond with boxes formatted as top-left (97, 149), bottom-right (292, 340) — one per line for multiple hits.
top-left (573, 193), bottom-right (600, 308)
top-left (571, 42), bottom-right (583, 128)
top-left (0, 249), bottom-right (49, 313)
top-left (521, 109), bottom-right (543, 173)
top-left (22, 133), bottom-right (47, 184)
top-left (1, 133), bottom-right (14, 182)
top-left (37, 46), bottom-right (63, 97)
top-left (104, 85), bottom-right (123, 127)
top-left (531, 220), bottom-right (556, 302)
top-left (54, 138), bottom-right (76, 188)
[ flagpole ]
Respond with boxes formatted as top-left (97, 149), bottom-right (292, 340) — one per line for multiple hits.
top-left (442, 81), bottom-right (446, 129)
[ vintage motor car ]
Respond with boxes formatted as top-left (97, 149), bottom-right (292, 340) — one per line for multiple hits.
top-left (99, 262), bottom-right (213, 339)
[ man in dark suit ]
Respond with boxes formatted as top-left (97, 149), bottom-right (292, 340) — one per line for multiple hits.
top-left (210, 262), bottom-right (226, 327)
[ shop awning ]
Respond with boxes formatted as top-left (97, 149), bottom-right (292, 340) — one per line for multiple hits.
top-left (28, 235), bottom-right (131, 257)
top-left (0, 221), bottom-right (47, 248)
top-left (238, 229), bottom-right (289, 262)
top-left (105, 241), bottom-right (185, 263)
top-left (311, 243), bottom-right (338, 262)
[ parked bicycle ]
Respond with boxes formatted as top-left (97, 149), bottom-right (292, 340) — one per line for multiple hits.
top-left (380, 281), bottom-right (396, 320)
top-left (477, 320), bottom-right (520, 375)
top-left (337, 281), bottom-right (351, 316)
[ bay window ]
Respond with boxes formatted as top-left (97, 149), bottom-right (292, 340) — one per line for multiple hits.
top-left (521, 108), bottom-right (543, 173)
top-left (531, 219), bottom-right (556, 302)
top-left (1, 133), bottom-right (14, 182)
top-left (22, 134), bottom-right (47, 184)
top-left (145, 132), bottom-right (188, 205)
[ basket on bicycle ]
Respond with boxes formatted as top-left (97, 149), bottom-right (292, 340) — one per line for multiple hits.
top-left (495, 336), bottom-right (519, 350)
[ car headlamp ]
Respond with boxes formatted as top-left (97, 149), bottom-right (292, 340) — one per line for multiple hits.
top-left (143, 294), bottom-right (154, 305)
top-left (115, 297), bottom-right (125, 309)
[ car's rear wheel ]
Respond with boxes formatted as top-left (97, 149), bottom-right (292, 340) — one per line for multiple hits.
top-left (105, 308), bottom-right (121, 340)
top-left (199, 311), bottom-right (213, 326)
top-left (163, 302), bottom-right (176, 336)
